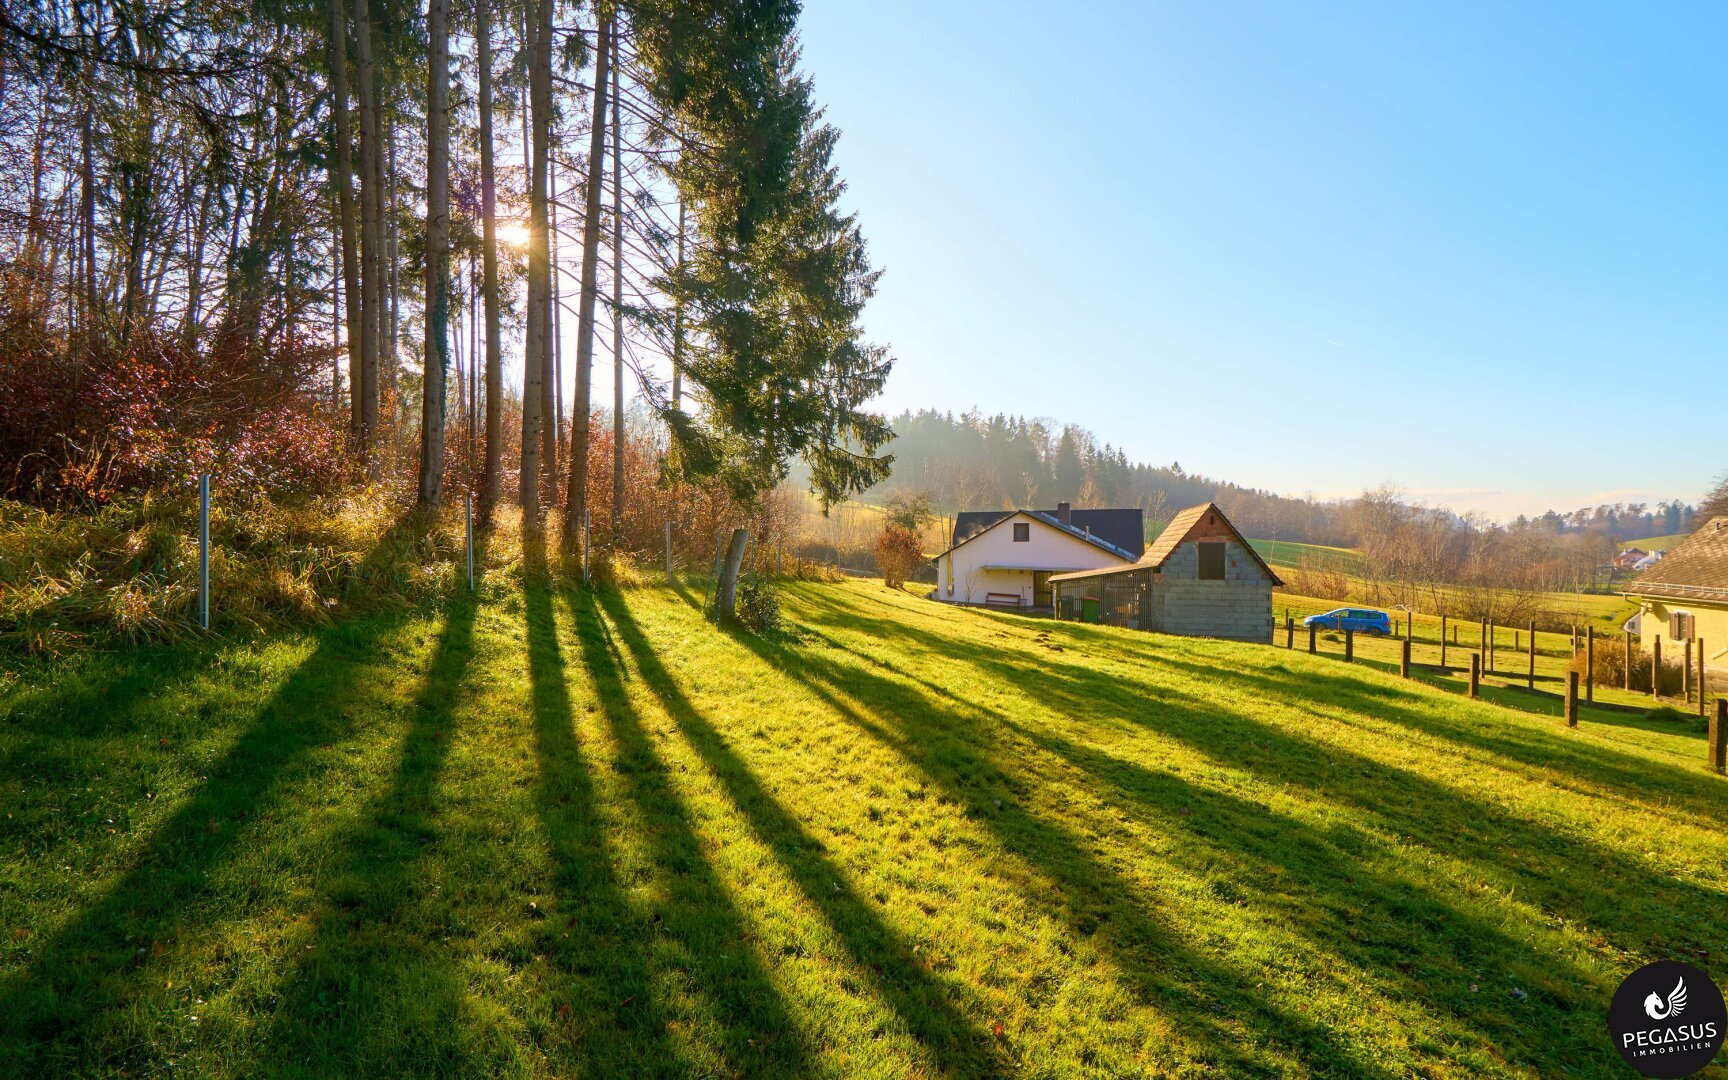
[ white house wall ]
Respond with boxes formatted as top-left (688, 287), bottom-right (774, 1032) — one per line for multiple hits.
top-left (938, 514), bottom-right (1129, 606)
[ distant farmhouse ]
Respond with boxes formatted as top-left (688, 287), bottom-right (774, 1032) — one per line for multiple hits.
top-left (932, 502), bottom-right (1142, 609)
top-left (1623, 517), bottom-right (1728, 681)
top-left (1614, 548), bottom-right (1648, 571)
top-left (1048, 503), bottom-right (1281, 643)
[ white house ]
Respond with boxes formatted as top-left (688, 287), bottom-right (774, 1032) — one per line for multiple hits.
top-left (932, 503), bottom-right (1140, 609)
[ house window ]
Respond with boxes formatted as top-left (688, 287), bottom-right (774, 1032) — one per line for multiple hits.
top-left (1198, 542), bottom-right (1226, 580)
top-left (1671, 612), bottom-right (1695, 641)
top-left (1012, 523), bottom-right (1030, 542)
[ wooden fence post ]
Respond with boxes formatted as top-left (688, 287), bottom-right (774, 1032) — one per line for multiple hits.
top-left (1586, 627), bottom-right (1595, 704)
top-left (1469, 654), bottom-right (1480, 699)
top-left (1441, 615), bottom-right (1449, 668)
top-left (1654, 637), bottom-right (1662, 700)
top-left (1527, 621), bottom-right (1536, 690)
top-left (666, 520), bottom-right (673, 578)
top-left (1685, 638), bottom-right (1693, 701)
top-left (1286, 615), bottom-right (1294, 649)
top-left (1699, 639), bottom-right (1708, 719)
top-left (1565, 671), bottom-right (1579, 727)
top-left (1489, 620), bottom-right (1497, 674)
top-left (1308, 623), bottom-right (1317, 655)
top-left (1401, 638), bottom-right (1411, 679)
top-left (1712, 699), bottom-right (1726, 774)
top-left (1344, 628), bottom-right (1354, 664)
top-left (465, 494), bottom-right (474, 592)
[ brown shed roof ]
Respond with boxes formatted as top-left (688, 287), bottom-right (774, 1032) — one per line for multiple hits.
top-left (1625, 517), bottom-right (1728, 603)
top-left (1049, 502), bottom-right (1284, 586)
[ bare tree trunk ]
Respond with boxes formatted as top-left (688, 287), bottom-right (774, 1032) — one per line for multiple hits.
top-left (561, 2), bottom-right (610, 557)
top-left (517, 0), bottom-right (546, 527)
top-left (80, 107), bottom-right (97, 346)
top-left (419, 0), bottom-right (449, 507)
top-left (353, 0), bottom-right (381, 456)
top-left (326, 0), bottom-right (362, 438)
top-left (610, 53), bottom-right (623, 539)
top-left (672, 196), bottom-right (684, 409)
top-left (183, 178), bottom-right (215, 344)
top-left (539, 141), bottom-right (557, 507)
top-left (476, 0), bottom-right (505, 523)
top-left (550, 154), bottom-right (564, 470)
top-left (386, 119), bottom-right (399, 398)
top-left (718, 528), bottom-right (748, 619)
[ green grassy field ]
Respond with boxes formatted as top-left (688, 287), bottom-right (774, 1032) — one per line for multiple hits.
top-left (3, 579), bottom-right (1726, 1076)
top-left (1249, 538), bottom-right (1636, 631)
top-left (1622, 533), bottom-right (1689, 552)
top-left (1248, 537), bottom-right (1369, 574)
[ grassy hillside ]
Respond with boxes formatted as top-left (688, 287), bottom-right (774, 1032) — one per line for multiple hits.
top-left (1622, 533), bottom-right (1689, 552)
top-left (2, 580), bottom-right (1725, 1076)
top-left (1248, 537), bottom-right (1368, 574)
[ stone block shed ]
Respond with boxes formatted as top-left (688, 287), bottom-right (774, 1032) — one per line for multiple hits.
top-left (1049, 502), bottom-right (1282, 642)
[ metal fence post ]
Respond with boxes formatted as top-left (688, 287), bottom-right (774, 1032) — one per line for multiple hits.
top-left (198, 473), bottom-right (211, 630)
top-left (582, 509), bottom-right (590, 584)
top-left (466, 494), bottom-right (474, 592)
top-left (666, 520), bottom-right (673, 578)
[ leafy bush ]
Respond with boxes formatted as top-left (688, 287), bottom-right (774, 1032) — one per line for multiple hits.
top-left (1571, 640), bottom-right (1688, 695)
top-left (0, 326), bottom-right (345, 506)
top-left (734, 576), bottom-right (784, 636)
top-left (873, 524), bottom-right (925, 589)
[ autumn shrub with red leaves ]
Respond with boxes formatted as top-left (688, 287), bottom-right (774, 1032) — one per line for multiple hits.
top-left (0, 319), bottom-right (348, 505)
top-left (873, 524), bottom-right (926, 589)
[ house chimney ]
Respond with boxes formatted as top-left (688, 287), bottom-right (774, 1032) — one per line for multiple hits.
top-left (1057, 501), bottom-right (1072, 525)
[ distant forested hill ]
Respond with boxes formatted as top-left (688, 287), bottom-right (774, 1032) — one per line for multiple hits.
top-left (861, 409), bottom-right (1356, 545)
top-left (861, 409), bottom-right (1698, 548)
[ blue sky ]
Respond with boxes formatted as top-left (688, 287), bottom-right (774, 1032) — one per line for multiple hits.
top-left (793, 1), bottom-right (1727, 519)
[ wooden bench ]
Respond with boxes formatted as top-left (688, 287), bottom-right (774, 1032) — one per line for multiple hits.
top-left (984, 592), bottom-right (1023, 608)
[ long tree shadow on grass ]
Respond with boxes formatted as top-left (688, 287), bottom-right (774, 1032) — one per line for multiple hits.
top-left (594, 588), bottom-right (1009, 1078)
top-left (561, 587), bottom-right (816, 1075)
top-left (521, 574), bottom-right (683, 1073)
top-left (258, 593), bottom-right (481, 1073)
top-left (839, 613), bottom-right (1727, 934)
top-left (726, 626), bottom-right (1400, 1078)
top-left (0, 608), bottom-right (416, 1074)
top-left (801, 586), bottom-right (1728, 829)
top-left (819, 601), bottom-right (1728, 961)
top-left (769, 590), bottom-right (1727, 1071)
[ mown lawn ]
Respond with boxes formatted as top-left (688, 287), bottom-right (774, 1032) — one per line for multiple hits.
top-left (2, 578), bottom-right (1726, 1077)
